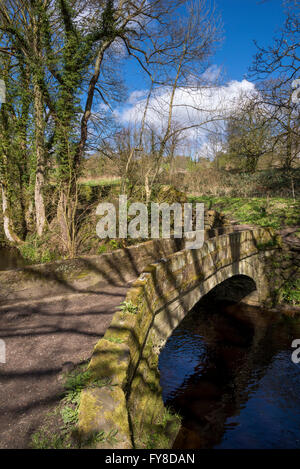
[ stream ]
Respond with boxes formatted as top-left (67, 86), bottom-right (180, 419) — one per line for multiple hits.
top-left (159, 301), bottom-right (300, 449)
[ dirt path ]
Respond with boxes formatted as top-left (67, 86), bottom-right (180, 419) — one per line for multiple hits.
top-left (0, 282), bottom-right (131, 448)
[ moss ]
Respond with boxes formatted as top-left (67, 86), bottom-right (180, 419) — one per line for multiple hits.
top-left (129, 357), bottom-right (181, 449)
top-left (78, 387), bottom-right (131, 449)
top-left (144, 407), bottom-right (182, 449)
top-left (88, 339), bottom-right (130, 387)
top-left (127, 330), bottom-right (181, 449)
top-left (103, 390), bottom-right (131, 442)
top-left (106, 336), bottom-right (124, 344)
top-left (78, 389), bottom-right (103, 436)
top-left (126, 285), bottom-right (146, 304)
top-left (69, 270), bottom-right (91, 280)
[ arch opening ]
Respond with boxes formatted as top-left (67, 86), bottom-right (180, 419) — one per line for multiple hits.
top-left (196, 274), bottom-right (257, 309)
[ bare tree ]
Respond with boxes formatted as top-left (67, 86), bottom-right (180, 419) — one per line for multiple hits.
top-left (224, 98), bottom-right (274, 172)
top-left (129, 0), bottom-right (223, 202)
top-left (249, 0), bottom-right (300, 169)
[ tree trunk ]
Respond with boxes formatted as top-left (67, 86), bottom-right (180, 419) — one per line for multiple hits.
top-left (145, 172), bottom-right (151, 205)
top-left (1, 184), bottom-right (22, 243)
top-left (57, 190), bottom-right (69, 250)
top-left (57, 188), bottom-right (77, 258)
top-left (34, 82), bottom-right (46, 237)
top-left (25, 201), bottom-right (34, 233)
top-left (121, 148), bottom-right (135, 195)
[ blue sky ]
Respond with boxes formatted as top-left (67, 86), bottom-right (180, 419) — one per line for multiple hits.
top-left (115, 0), bottom-right (288, 157)
top-left (122, 0), bottom-right (286, 93)
top-left (214, 0), bottom-right (286, 81)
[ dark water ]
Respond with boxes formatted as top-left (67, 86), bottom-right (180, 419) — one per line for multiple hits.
top-left (0, 248), bottom-right (26, 271)
top-left (159, 302), bottom-right (300, 449)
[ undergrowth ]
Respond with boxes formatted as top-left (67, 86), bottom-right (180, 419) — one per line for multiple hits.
top-left (189, 196), bottom-right (300, 230)
top-left (30, 365), bottom-right (117, 449)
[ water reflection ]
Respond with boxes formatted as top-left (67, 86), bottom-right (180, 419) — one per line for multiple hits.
top-left (159, 302), bottom-right (300, 449)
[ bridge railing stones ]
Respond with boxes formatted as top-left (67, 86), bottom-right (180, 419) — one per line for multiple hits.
top-left (0, 225), bottom-right (239, 305)
top-left (78, 227), bottom-right (278, 449)
top-left (0, 238), bottom-right (184, 305)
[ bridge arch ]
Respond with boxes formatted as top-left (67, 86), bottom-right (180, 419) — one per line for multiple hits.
top-left (78, 228), bottom-right (278, 449)
top-left (197, 273), bottom-right (257, 305)
top-left (150, 244), bottom-right (269, 352)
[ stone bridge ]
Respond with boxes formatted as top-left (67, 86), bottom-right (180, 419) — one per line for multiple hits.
top-left (78, 227), bottom-right (278, 449)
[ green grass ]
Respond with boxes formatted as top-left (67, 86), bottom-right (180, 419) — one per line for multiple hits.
top-left (120, 300), bottom-right (138, 315)
top-left (145, 407), bottom-right (182, 449)
top-left (18, 233), bottom-right (58, 264)
top-left (189, 196), bottom-right (300, 230)
top-left (31, 368), bottom-right (91, 448)
top-left (84, 429), bottom-right (119, 447)
top-left (97, 244), bottom-right (107, 254)
top-left (31, 364), bottom-right (118, 449)
top-left (280, 278), bottom-right (300, 305)
top-left (31, 430), bottom-right (70, 449)
top-left (79, 178), bottom-right (121, 187)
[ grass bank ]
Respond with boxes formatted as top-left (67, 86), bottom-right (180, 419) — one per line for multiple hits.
top-left (189, 196), bottom-right (300, 230)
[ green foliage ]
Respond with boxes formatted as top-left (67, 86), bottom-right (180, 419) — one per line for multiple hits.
top-left (30, 366), bottom-right (114, 449)
top-left (31, 430), bottom-right (70, 450)
top-left (120, 300), bottom-right (138, 314)
top-left (109, 239), bottom-right (121, 250)
top-left (97, 244), bottom-right (107, 254)
top-left (64, 369), bottom-right (92, 397)
top-left (80, 178), bottom-right (121, 187)
top-left (59, 369), bottom-right (93, 430)
top-left (256, 238), bottom-right (280, 250)
top-left (61, 405), bottom-right (79, 426)
top-left (85, 429), bottom-right (118, 447)
top-left (18, 233), bottom-right (57, 264)
top-left (187, 158), bottom-right (198, 173)
top-left (215, 151), bottom-right (243, 171)
top-left (62, 370), bottom-right (115, 442)
top-left (145, 407), bottom-right (182, 449)
top-left (280, 278), bottom-right (300, 305)
top-left (0, 56), bottom-right (33, 242)
top-left (30, 364), bottom-right (118, 449)
top-left (79, 184), bottom-right (93, 202)
top-left (189, 195), bottom-right (300, 230)
top-left (161, 407), bottom-right (181, 427)
top-left (187, 167), bottom-right (300, 199)
top-left (62, 368), bottom-right (115, 418)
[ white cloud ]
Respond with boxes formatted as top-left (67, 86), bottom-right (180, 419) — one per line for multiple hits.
top-left (127, 89), bottom-right (147, 105)
top-left (201, 65), bottom-right (222, 84)
top-left (116, 78), bottom-right (257, 156)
